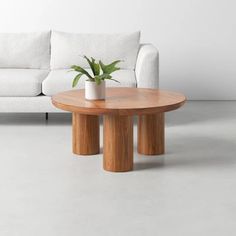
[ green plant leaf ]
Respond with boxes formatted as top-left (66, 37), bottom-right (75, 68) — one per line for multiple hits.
top-left (84, 56), bottom-right (95, 75)
top-left (98, 74), bottom-right (112, 80)
top-left (105, 77), bottom-right (120, 83)
top-left (94, 73), bottom-right (119, 83)
top-left (93, 62), bottom-right (100, 76)
top-left (84, 56), bottom-right (100, 76)
top-left (72, 73), bottom-right (83, 88)
top-left (94, 76), bottom-right (102, 85)
top-left (71, 65), bottom-right (93, 79)
top-left (99, 60), bottom-right (121, 75)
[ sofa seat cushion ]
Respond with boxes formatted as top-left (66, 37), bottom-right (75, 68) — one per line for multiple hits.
top-left (50, 31), bottom-right (140, 70)
top-left (0, 69), bottom-right (49, 96)
top-left (42, 69), bottom-right (137, 96)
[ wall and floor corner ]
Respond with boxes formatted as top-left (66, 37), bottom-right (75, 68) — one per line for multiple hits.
top-left (0, 0), bottom-right (235, 100)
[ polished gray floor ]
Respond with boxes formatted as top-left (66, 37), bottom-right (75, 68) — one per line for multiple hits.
top-left (0, 101), bottom-right (236, 236)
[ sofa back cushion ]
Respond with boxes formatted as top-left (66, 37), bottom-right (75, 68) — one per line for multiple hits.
top-left (0, 32), bottom-right (50, 69)
top-left (50, 31), bottom-right (140, 70)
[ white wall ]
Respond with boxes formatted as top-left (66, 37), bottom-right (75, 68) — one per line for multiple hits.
top-left (0, 0), bottom-right (235, 100)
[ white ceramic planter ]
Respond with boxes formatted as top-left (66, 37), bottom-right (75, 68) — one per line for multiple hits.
top-left (85, 80), bottom-right (105, 100)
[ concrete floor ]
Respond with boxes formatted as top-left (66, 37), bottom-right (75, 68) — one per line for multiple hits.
top-left (0, 101), bottom-right (236, 236)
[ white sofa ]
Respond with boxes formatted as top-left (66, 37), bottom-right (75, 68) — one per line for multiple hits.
top-left (0, 31), bottom-right (159, 113)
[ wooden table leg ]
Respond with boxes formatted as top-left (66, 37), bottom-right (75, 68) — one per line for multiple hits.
top-left (138, 113), bottom-right (165, 155)
top-left (103, 115), bottom-right (133, 172)
top-left (72, 113), bottom-right (100, 155)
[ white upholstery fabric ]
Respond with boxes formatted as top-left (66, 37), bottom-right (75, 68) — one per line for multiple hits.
top-left (135, 44), bottom-right (159, 88)
top-left (50, 31), bottom-right (140, 70)
top-left (0, 32), bottom-right (50, 69)
top-left (0, 31), bottom-right (159, 113)
top-left (42, 69), bottom-right (137, 96)
top-left (0, 96), bottom-right (61, 112)
top-left (0, 69), bottom-right (49, 96)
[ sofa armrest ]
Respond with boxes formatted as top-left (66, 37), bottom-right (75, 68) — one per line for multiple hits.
top-left (135, 44), bottom-right (159, 88)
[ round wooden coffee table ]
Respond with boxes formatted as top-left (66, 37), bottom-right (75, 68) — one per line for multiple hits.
top-left (52, 88), bottom-right (186, 172)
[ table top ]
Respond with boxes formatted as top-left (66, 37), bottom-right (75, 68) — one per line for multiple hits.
top-left (52, 88), bottom-right (186, 115)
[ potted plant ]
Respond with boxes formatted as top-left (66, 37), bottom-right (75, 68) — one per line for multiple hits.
top-left (71, 56), bottom-right (121, 100)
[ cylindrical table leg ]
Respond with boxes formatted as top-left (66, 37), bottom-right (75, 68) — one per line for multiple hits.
top-left (72, 113), bottom-right (100, 155)
top-left (138, 113), bottom-right (165, 155)
top-left (103, 115), bottom-right (133, 172)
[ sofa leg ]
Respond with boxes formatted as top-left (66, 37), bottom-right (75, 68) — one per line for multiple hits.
top-left (45, 112), bottom-right (48, 120)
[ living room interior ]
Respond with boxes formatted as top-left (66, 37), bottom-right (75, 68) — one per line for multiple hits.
top-left (0, 0), bottom-right (235, 235)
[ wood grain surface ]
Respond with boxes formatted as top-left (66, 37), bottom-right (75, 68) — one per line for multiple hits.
top-left (103, 114), bottom-right (133, 172)
top-left (52, 88), bottom-right (186, 115)
top-left (72, 113), bottom-right (99, 155)
top-left (138, 113), bottom-right (165, 155)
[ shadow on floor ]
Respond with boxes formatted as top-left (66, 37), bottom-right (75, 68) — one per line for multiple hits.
top-left (134, 157), bottom-right (165, 171)
top-left (134, 135), bottom-right (236, 171)
top-left (0, 113), bottom-right (72, 126)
